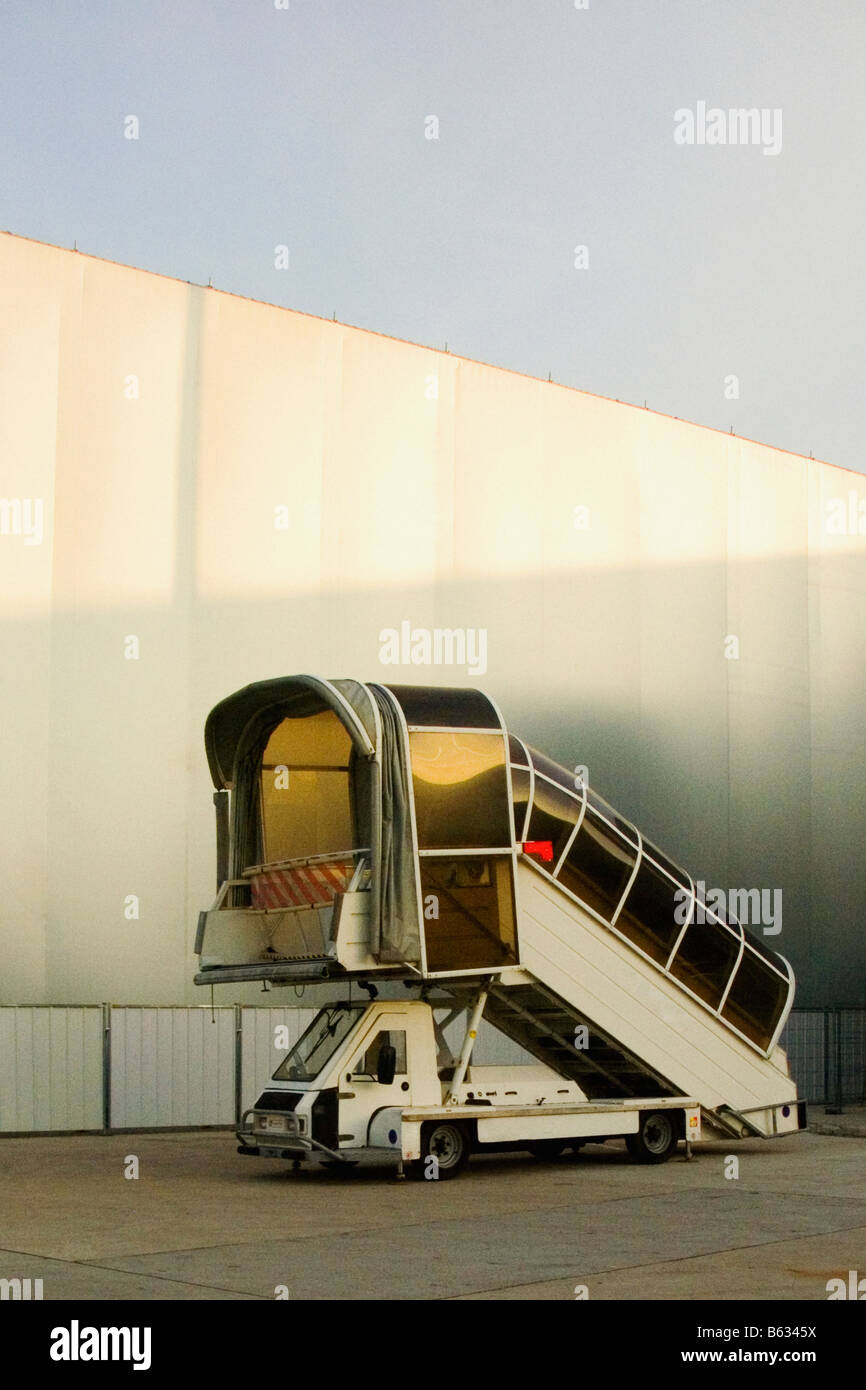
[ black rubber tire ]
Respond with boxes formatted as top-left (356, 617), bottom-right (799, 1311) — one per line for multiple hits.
top-left (526, 1139), bottom-right (567, 1160)
top-left (625, 1110), bottom-right (679, 1165)
top-left (408, 1121), bottom-right (470, 1180)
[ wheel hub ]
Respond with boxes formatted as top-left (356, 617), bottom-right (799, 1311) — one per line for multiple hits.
top-left (431, 1127), bottom-right (461, 1166)
top-left (644, 1116), bottom-right (673, 1153)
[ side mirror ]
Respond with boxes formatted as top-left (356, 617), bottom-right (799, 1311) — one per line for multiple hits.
top-left (377, 1043), bottom-right (397, 1086)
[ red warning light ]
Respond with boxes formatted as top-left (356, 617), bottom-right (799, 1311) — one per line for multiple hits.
top-left (523, 841), bottom-right (554, 862)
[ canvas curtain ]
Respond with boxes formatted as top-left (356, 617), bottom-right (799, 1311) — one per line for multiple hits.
top-left (368, 685), bottom-right (420, 963)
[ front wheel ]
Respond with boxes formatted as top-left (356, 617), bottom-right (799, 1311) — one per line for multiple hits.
top-left (625, 1111), bottom-right (679, 1165)
top-left (408, 1121), bottom-right (470, 1180)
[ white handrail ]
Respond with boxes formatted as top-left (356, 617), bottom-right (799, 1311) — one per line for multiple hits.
top-left (242, 848), bottom-right (371, 877)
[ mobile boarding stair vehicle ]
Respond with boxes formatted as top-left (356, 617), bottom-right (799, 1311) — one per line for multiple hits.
top-left (195, 676), bottom-right (806, 1178)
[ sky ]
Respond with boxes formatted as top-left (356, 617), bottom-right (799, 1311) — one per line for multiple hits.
top-left (1, 0), bottom-right (864, 471)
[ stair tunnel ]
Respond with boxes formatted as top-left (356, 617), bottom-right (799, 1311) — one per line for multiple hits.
top-left (197, 675), bottom-right (795, 1071)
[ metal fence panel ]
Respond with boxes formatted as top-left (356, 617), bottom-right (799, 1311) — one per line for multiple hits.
top-left (780, 1010), bottom-right (824, 1104)
top-left (0, 1006), bottom-right (103, 1132)
top-left (780, 1008), bottom-right (866, 1105)
top-left (109, 1007), bottom-right (235, 1128)
top-left (1, 1004), bottom-right (863, 1135)
top-left (840, 1009), bottom-right (866, 1105)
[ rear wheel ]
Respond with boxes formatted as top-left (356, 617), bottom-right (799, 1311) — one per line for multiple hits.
top-left (409, 1121), bottom-right (470, 1180)
top-left (625, 1110), bottom-right (679, 1165)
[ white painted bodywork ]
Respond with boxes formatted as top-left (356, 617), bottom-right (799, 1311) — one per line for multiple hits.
top-left (216, 853), bottom-right (801, 1150)
top-left (240, 1000), bottom-right (705, 1167)
top-left (197, 885), bottom-right (378, 974)
top-left (514, 862), bottom-right (800, 1134)
top-left (456, 1064), bottom-right (585, 1106)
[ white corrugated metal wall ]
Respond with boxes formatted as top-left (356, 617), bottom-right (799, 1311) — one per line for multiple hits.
top-left (0, 1004), bottom-right (823, 1134)
top-left (0, 1007), bottom-right (104, 1132)
top-left (108, 1007), bottom-right (236, 1129)
top-left (0, 1005), bottom-right (344, 1133)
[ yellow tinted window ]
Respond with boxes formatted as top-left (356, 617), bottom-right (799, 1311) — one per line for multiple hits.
top-left (259, 712), bottom-right (352, 863)
top-left (410, 732), bottom-right (510, 849)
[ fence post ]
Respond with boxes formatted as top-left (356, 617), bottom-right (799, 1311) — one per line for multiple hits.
top-left (824, 1006), bottom-right (842, 1114)
top-left (101, 1002), bottom-right (112, 1132)
top-left (234, 1003), bottom-right (243, 1127)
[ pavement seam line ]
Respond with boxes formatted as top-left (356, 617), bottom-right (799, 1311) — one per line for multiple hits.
top-left (442, 1223), bottom-right (866, 1299)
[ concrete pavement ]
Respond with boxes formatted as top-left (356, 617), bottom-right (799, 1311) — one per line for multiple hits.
top-left (0, 1130), bottom-right (863, 1300)
top-left (807, 1106), bottom-right (866, 1138)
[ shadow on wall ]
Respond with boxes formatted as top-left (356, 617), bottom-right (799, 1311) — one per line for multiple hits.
top-left (2, 547), bottom-right (864, 1007)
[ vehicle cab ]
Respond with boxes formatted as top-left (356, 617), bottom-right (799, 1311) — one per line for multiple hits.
top-left (237, 999), bottom-right (441, 1164)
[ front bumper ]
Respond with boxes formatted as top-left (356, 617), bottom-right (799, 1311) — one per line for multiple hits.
top-left (236, 1108), bottom-right (346, 1163)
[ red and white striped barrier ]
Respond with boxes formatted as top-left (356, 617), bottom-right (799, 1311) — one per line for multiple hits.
top-left (247, 859), bottom-right (355, 910)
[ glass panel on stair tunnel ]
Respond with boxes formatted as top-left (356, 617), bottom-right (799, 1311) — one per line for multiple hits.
top-left (408, 726), bottom-right (517, 974)
top-left (525, 746), bottom-right (578, 792)
top-left (641, 840), bottom-right (691, 890)
top-left (510, 764), bottom-right (531, 842)
top-left (721, 947), bottom-right (789, 1050)
top-left (508, 734), bottom-right (529, 766)
top-left (558, 809), bottom-right (637, 921)
top-left (387, 685), bottom-right (500, 729)
top-left (668, 913), bottom-right (741, 1010)
top-left (525, 775), bottom-right (582, 865)
top-left (259, 711), bottom-right (354, 862)
top-left (615, 856), bottom-right (689, 966)
top-left (420, 856), bottom-right (518, 972)
top-left (249, 711), bottom-right (367, 911)
top-left (410, 731), bottom-right (511, 849)
top-left (585, 788), bottom-right (640, 846)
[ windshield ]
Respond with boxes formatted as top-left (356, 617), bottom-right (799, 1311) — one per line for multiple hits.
top-left (272, 1004), bottom-right (366, 1083)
